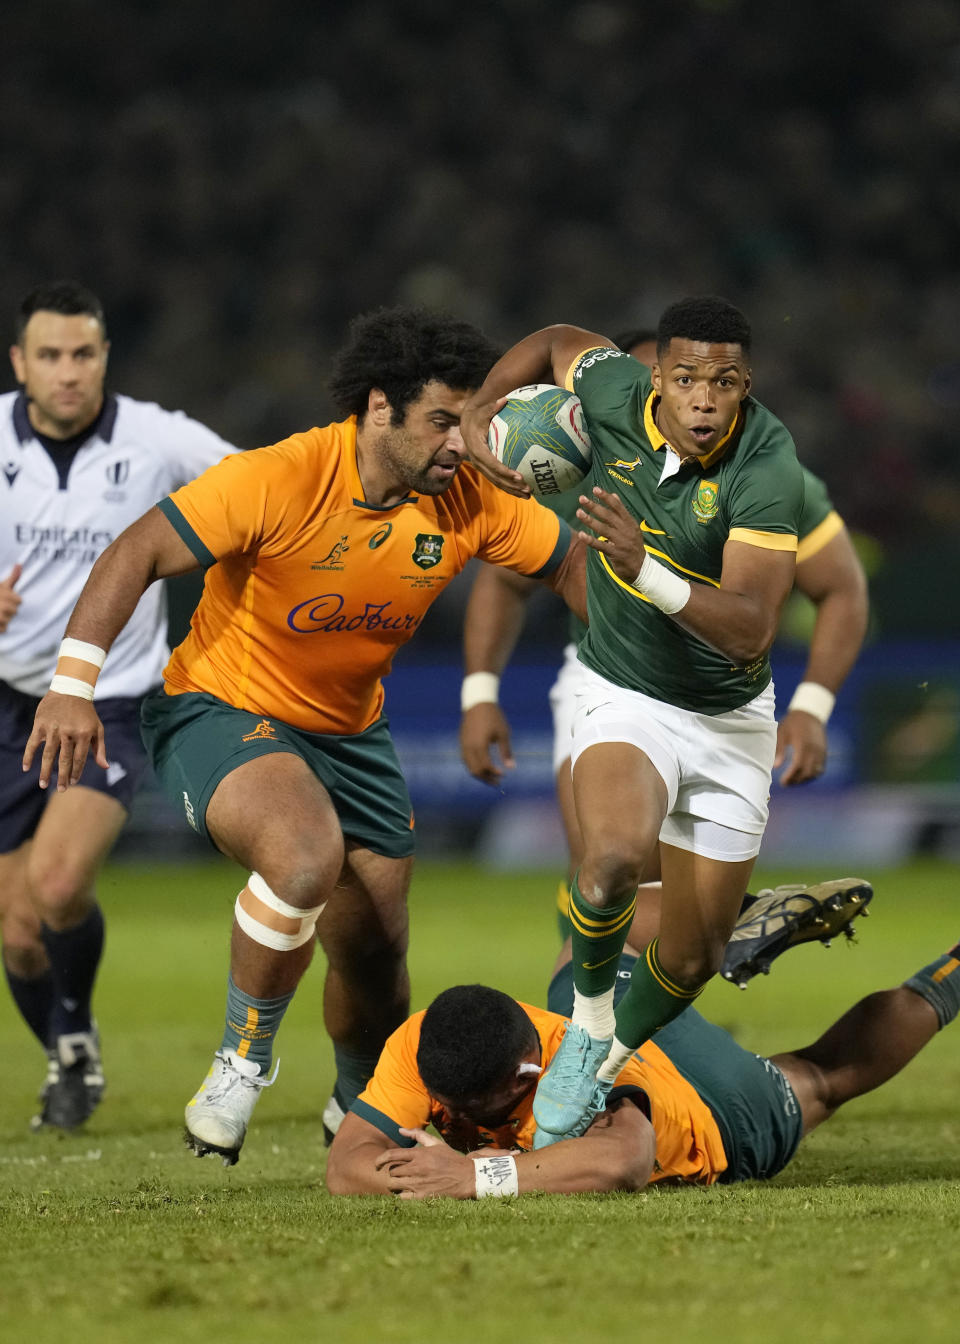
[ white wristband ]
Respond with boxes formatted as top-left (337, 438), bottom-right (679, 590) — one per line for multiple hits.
top-left (461, 671), bottom-right (500, 712)
top-left (787, 681), bottom-right (835, 724)
top-left (473, 1154), bottom-right (519, 1198)
top-left (630, 554), bottom-right (691, 615)
top-left (58, 638), bottom-right (107, 670)
top-left (50, 674), bottom-right (96, 701)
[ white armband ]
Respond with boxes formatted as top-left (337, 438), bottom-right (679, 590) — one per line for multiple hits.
top-left (630, 554), bottom-right (690, 615)
top-left (58, 638), bottom-right (107, 670)
top-left (473, 1154), bottom-right (519, 1198)
top-left (49, 675), bottom-right (96, 701)
top-left (787, 681), bottom-right (835, 724)
top-left (461, 672), bottom-right (500, 712)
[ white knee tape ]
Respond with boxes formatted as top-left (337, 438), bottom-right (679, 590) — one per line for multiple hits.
top-left (235, 872), bottom-right (327, 952)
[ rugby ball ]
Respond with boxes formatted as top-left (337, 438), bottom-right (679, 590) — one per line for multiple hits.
top-left (487, 384), bottom-right (592, 497)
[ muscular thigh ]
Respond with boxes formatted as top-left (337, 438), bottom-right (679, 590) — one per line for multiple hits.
top-left (572, 742), bottom-right (667, 864)
top-left (657, 843), bottom-right (754, 964)
top-left (206, 751), bottom-right (343, 880)
top-left (318, 845), bottom-right (413, 964)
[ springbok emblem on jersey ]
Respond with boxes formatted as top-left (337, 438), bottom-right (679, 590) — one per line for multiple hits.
top-left (693, 480), bottom-right (720, 524)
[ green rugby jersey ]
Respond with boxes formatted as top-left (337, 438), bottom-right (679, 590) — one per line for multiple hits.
top-left (564, 346), bottom-right (804, 714)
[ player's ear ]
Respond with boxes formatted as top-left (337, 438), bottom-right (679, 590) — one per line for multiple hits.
top-left (650, 362), bottom-right (662, 394)
top-left (366, 387), bottom-right (392, 426)
top-left (741, 367), bottom-right (752, 399)
top-left (9, 344), bottom-right (25, 383)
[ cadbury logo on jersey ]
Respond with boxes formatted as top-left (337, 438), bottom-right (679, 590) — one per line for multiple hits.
top-left (287, 593), bottom-right (422, 635)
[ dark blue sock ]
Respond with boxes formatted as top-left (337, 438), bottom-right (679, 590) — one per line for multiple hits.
top-left (40, 904), bottom-right (105, 1038)
top-left (3, 963), bottom-right (54, 1047)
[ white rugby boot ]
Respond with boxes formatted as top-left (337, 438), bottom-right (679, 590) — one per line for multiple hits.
top-left (184, 1050), bottom-right (277, 1166)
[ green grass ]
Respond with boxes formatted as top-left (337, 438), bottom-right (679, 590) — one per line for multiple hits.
top-left (1, 857), bottom-right (959, 1343)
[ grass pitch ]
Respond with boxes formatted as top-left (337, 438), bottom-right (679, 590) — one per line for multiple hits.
top-left (1, 857), bottom-right (958, 1344)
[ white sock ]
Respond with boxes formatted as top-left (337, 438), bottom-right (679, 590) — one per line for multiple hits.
top-left (572, 987), bottom-right (616, 1040)
top-left (597, 1037), bottom-right (635, 1085)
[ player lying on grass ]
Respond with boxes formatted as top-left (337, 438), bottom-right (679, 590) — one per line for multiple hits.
top-left (326, 883), bottom-right (960, 1197)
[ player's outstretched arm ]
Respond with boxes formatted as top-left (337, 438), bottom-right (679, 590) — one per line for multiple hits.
top-left (325, 1111), bottom-right (404, 1195)
top-left (776, 524), bottom-right (868, 785)
top-left (461, 326), bottom-right (615, 498)
top-left (370, 1101), bottom-right (654, 1200)
top-left (460, 564), bottom-right (538, 786)
top-left (23, 506), bottom-right (200, 792)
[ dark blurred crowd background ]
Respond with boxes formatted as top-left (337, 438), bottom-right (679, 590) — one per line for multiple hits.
top-left (4, 0), bottom-right (960, 832)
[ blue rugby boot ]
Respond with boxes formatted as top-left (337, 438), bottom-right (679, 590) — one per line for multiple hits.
top-left (532, 1022), bottom-right (612, 1139)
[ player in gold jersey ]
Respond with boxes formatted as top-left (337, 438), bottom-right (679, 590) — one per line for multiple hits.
top-left (23, 307), bottom-right (585, 1164)
top-left (326, 928), bottom-right (960, 1198)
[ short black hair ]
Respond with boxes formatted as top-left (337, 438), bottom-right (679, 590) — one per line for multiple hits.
top-left (656, 296), bottom-right (751, 359)
top-left (417, 985), bottom-right (538, 1103)
top-left (612, 327), bottom-right (657, 354)
top-left (15, 280), bottom-right (107, 344)
top-left (328, 305), bottom-right (501, 424)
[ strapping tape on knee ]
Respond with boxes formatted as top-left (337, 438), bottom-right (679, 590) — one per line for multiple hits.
top-left (234, 871), bottom-right (326, 952)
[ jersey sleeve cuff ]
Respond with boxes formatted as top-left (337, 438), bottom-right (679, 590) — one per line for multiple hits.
top-left (526, 517), bottom-right (572, 579)
top-left (796, 510), bottom-right (844, 564)
top-left (727, 527), bottom-right (798, 553)
top-left (350, 1098), bottom-right (416, 1147)
top-left (157, 497), bottom-right (218, 569)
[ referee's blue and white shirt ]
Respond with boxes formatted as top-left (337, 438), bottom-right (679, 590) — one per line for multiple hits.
top-left (0, 390), bottom-right (238, 699)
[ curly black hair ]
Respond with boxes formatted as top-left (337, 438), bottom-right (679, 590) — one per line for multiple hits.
top-left (612, 327), bottom-right (657, 355)
top-left (328, 305), bottom-right (501, 424)
top-left (16, 280), bottom-right (106, 344)
top-left (656, 296), bottom-right (751, 358)
top-left (417, 984), bottom-right (538, 1103)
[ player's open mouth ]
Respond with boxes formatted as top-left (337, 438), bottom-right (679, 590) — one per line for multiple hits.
top-left (689, 426), bottom-right (714, 444)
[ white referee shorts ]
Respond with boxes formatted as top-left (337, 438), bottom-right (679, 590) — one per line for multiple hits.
top-left (548, 642), bottom-right (584, 774)
top-left (570, 665), bottom-right (777, 862)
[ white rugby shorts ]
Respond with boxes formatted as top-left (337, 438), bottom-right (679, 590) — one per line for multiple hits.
top-left (570, 664), bottom-right (777, 861)
top-left (547, 642), bottom-right (583, 774)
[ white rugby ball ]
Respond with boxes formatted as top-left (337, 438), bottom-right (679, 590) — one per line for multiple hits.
top-left (487, 384), bottom-right (592, 496)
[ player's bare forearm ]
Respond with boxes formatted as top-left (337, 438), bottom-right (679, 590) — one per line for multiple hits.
top-left (62, 506), bottom-right (199, 652)
top-left (794, 527), bottom-right (869, 693)
top-left (464, 564), bottom-right (536, 677)
top-left (460, 326), bottom-right (614, 495)
top-left (578, 490), bottom-right (795, 664)
top-left (325, 1114), bottom-right (403, 1195)
top-left (669, 558), bottom-right (794, 665)
top-left (372, 1104), bottom-right (653, 1199)
top-left (23, 507), bottom-right (201, 790)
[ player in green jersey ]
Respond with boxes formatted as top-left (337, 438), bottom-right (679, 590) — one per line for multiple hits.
top-left (461, 296), bottom-right (814, 1144)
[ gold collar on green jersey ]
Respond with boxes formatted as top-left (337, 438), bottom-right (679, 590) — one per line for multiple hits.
top-left (643, 391), bottom-right (742, 471)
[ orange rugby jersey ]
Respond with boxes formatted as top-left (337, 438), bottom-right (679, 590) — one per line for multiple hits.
top-left (354, 1003), bottom-right (729, 1186)
top-left (158, 418), bottom-right (567, 734)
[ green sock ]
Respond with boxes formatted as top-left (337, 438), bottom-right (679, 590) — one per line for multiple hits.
top-left (332, 1043), bottom-right (382, 1110)
top-left (904, 943), bottom-right (960, 1029)
top-left (221, 976), bottom-right (294, 1072)
top-left (569, 874), bottom-right (636, 998)
top-left (556, 878), bottom-right (573, 942)
top-left (613, 937), bottom-right (703, 1050)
